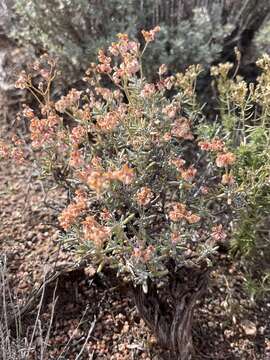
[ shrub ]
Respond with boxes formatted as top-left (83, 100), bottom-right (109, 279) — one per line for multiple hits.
top-left (205, 55), bottom-right (270, 298)
top-left (2, 29), bottom-right (246, 359)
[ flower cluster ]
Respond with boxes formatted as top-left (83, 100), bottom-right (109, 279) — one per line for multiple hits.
top-left (171, 117), bottom-right (194, 140)
top-left (216, 152), bottom-right (236, 168)
top-left (198, 138), bottom-right (225, 152)
top-left (29, 114), bottom-right (61, 148)
top-left (141, 26), bottom-right (161, 43)
top-left (58, 191), bottom-right (87, 231)
top-left (198, 137), bottom-right (236, 184)
top-left (55, 89), bottom-right (82, 113)
top-left (83, 216), bottom-right (110, 248)
top-left (169, 203), bottom-right (201, 224)
top-left (136, 187), bottom-right (154, 206)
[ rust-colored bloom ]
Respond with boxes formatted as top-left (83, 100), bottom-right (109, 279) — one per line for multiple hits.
top-left (69, 148), bottom-right (84, 168)
top-left (133, 245), bottom-right (155, 262)
top-left (180, 166), bottom-right (197, 182)
top-left (0, 140), bottom-right (10, 159)
top-left (216, 152), bottom-right (236, 168)
top-left (185, 213), bottom-right (201, 224)
top-left (70, 125), bottom-right (87, 145)
top-left (169, 203), bottom-right (200, 224)
top-left (141, 26), bottom-right (161, 43)
top-left (55, 89), bottom-right (82, 113)
top-left (96, 111), bottom-right (120, 132)
top-left (136, 187), bottom-right (153, 206)
top-left (198, 138), bottom-right (225, 152)
top-left (29, 115), bottom-right (60, 148)
top-left (111, 164), bottom-right (135, 185)
top-left (87, 170), bottom-right (109, 194)
top-left (162, 104), bottom-right (178, 119)
top-left (83, 215), bottom-right (110, 248)
top-left (171, 118), bottom-right (193, 140)
top-left (140, 83), bottom-right (156, 98)
top-left (170, 157), bottom-right (186, 171)
top-left (22, 105), bottom-right (35, 119)
top-left (171, 231), bottom-right (181, 244)
top-left (15, 70), bottom-right (29, 89)
top-left (221, 173), bottom-right (235, 185)
top-left (58, 191), bottom-right (87, 230)
top-left (168, 203), bottom-right (187, 222)
top-left (211, 224), bottom-right (227, 242)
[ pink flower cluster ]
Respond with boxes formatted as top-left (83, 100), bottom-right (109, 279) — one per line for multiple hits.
top-left (169, 202), bottom-right (200, 224)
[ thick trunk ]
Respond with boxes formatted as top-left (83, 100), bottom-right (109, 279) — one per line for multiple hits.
top-left (133, 266), bottom-right (208, 360)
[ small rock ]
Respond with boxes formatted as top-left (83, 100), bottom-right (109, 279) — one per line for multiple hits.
top-left (241, 320), bottom-right (257, 336)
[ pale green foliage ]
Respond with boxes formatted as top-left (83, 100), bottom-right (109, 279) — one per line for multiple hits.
top-left (7, 0), bottom-right (270, 83)
top-left (254, 17), bottom-right (270, 55)
top-left (201, 57), bottom-right (270, 297)
top-left (145, 5), bottom-right (234, 74)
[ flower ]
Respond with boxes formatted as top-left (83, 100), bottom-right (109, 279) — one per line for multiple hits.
top-left (111, 164), bottom-right (135, 185)
top-left (163, 132), bottom-right (172, 141)
top-left (29, 115), bottom-right (61, 148)
top-left (185, 213), bottom-right (201, 224)
top-left (69, 149), bottom-right (84, 168)
top-left (136, 187), bottom-right (153, 206)
top-left (141, 26), bottom-right (161, 43)
top-left (140, 83), bottom-right (156, 98)
top-left (15, 71), bottom-right (29, 89)
top-left (87, 170), bottom-right (109, 194)
top-left (55, 89), bottom-right (82, 113)
top-left (168, 203), bottom-right (187, 222)
top-left (70, 125), bottom-right (87, 145)
top-left (0, 141), bottom-right (10, 159)
top-left (171, 231), bottom-right (181, 244)
top-left (216, 152), bottom-right (236, 167)
top-left (221, 173), bottom-right (235, 185)
top-left (164, 76), bottom-right (175, 90)
top-left (22, 105), bottom-right (35, 119)
top-left (211, 224), bottom-right (227, 242)
top-left (158, 64), bottom-right (167, 76)
top-left (198, 138), bottom-right (225, 152)
top-left (170, 157), bottom-right (186, 171)
top-left (180, 166), bottom-right (197, 182)
top-left (10, 148), bottom-right (25, 164)
top-left (58, 191), bottom-right (87, 230)
top-left (200, 186), bottom-right (209, 195)
top-left (162, 104), bottom-right (178, 119)
top-left (96, 49), bottom-right (112, 74)
top-left (171, 118), bottom-right (193, 140)
top-left (83, 216), bottom-right (110, 247)
top-left (96, 111), bottom-right (120, 132)
top-left (169, 202), bottom-right (200, 224)
top-left (133, 245), bottom-right (155, 262)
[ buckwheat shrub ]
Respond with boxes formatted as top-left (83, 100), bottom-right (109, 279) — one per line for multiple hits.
top-left (9, 31), bottom-right (239, 359)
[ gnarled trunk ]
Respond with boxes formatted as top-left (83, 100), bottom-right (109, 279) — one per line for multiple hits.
top-left (133, 266), bottom-right (208, 360)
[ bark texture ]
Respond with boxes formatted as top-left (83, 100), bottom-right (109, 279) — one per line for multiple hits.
top-left (133, 265), bottom-right (208, 360)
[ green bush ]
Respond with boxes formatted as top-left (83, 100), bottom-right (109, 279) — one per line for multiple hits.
top-left (199, 55), bottom-right (270, 298)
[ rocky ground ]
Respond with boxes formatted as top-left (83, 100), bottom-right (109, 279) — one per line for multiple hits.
top-left (0, 131), bottom-right (270, 359)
